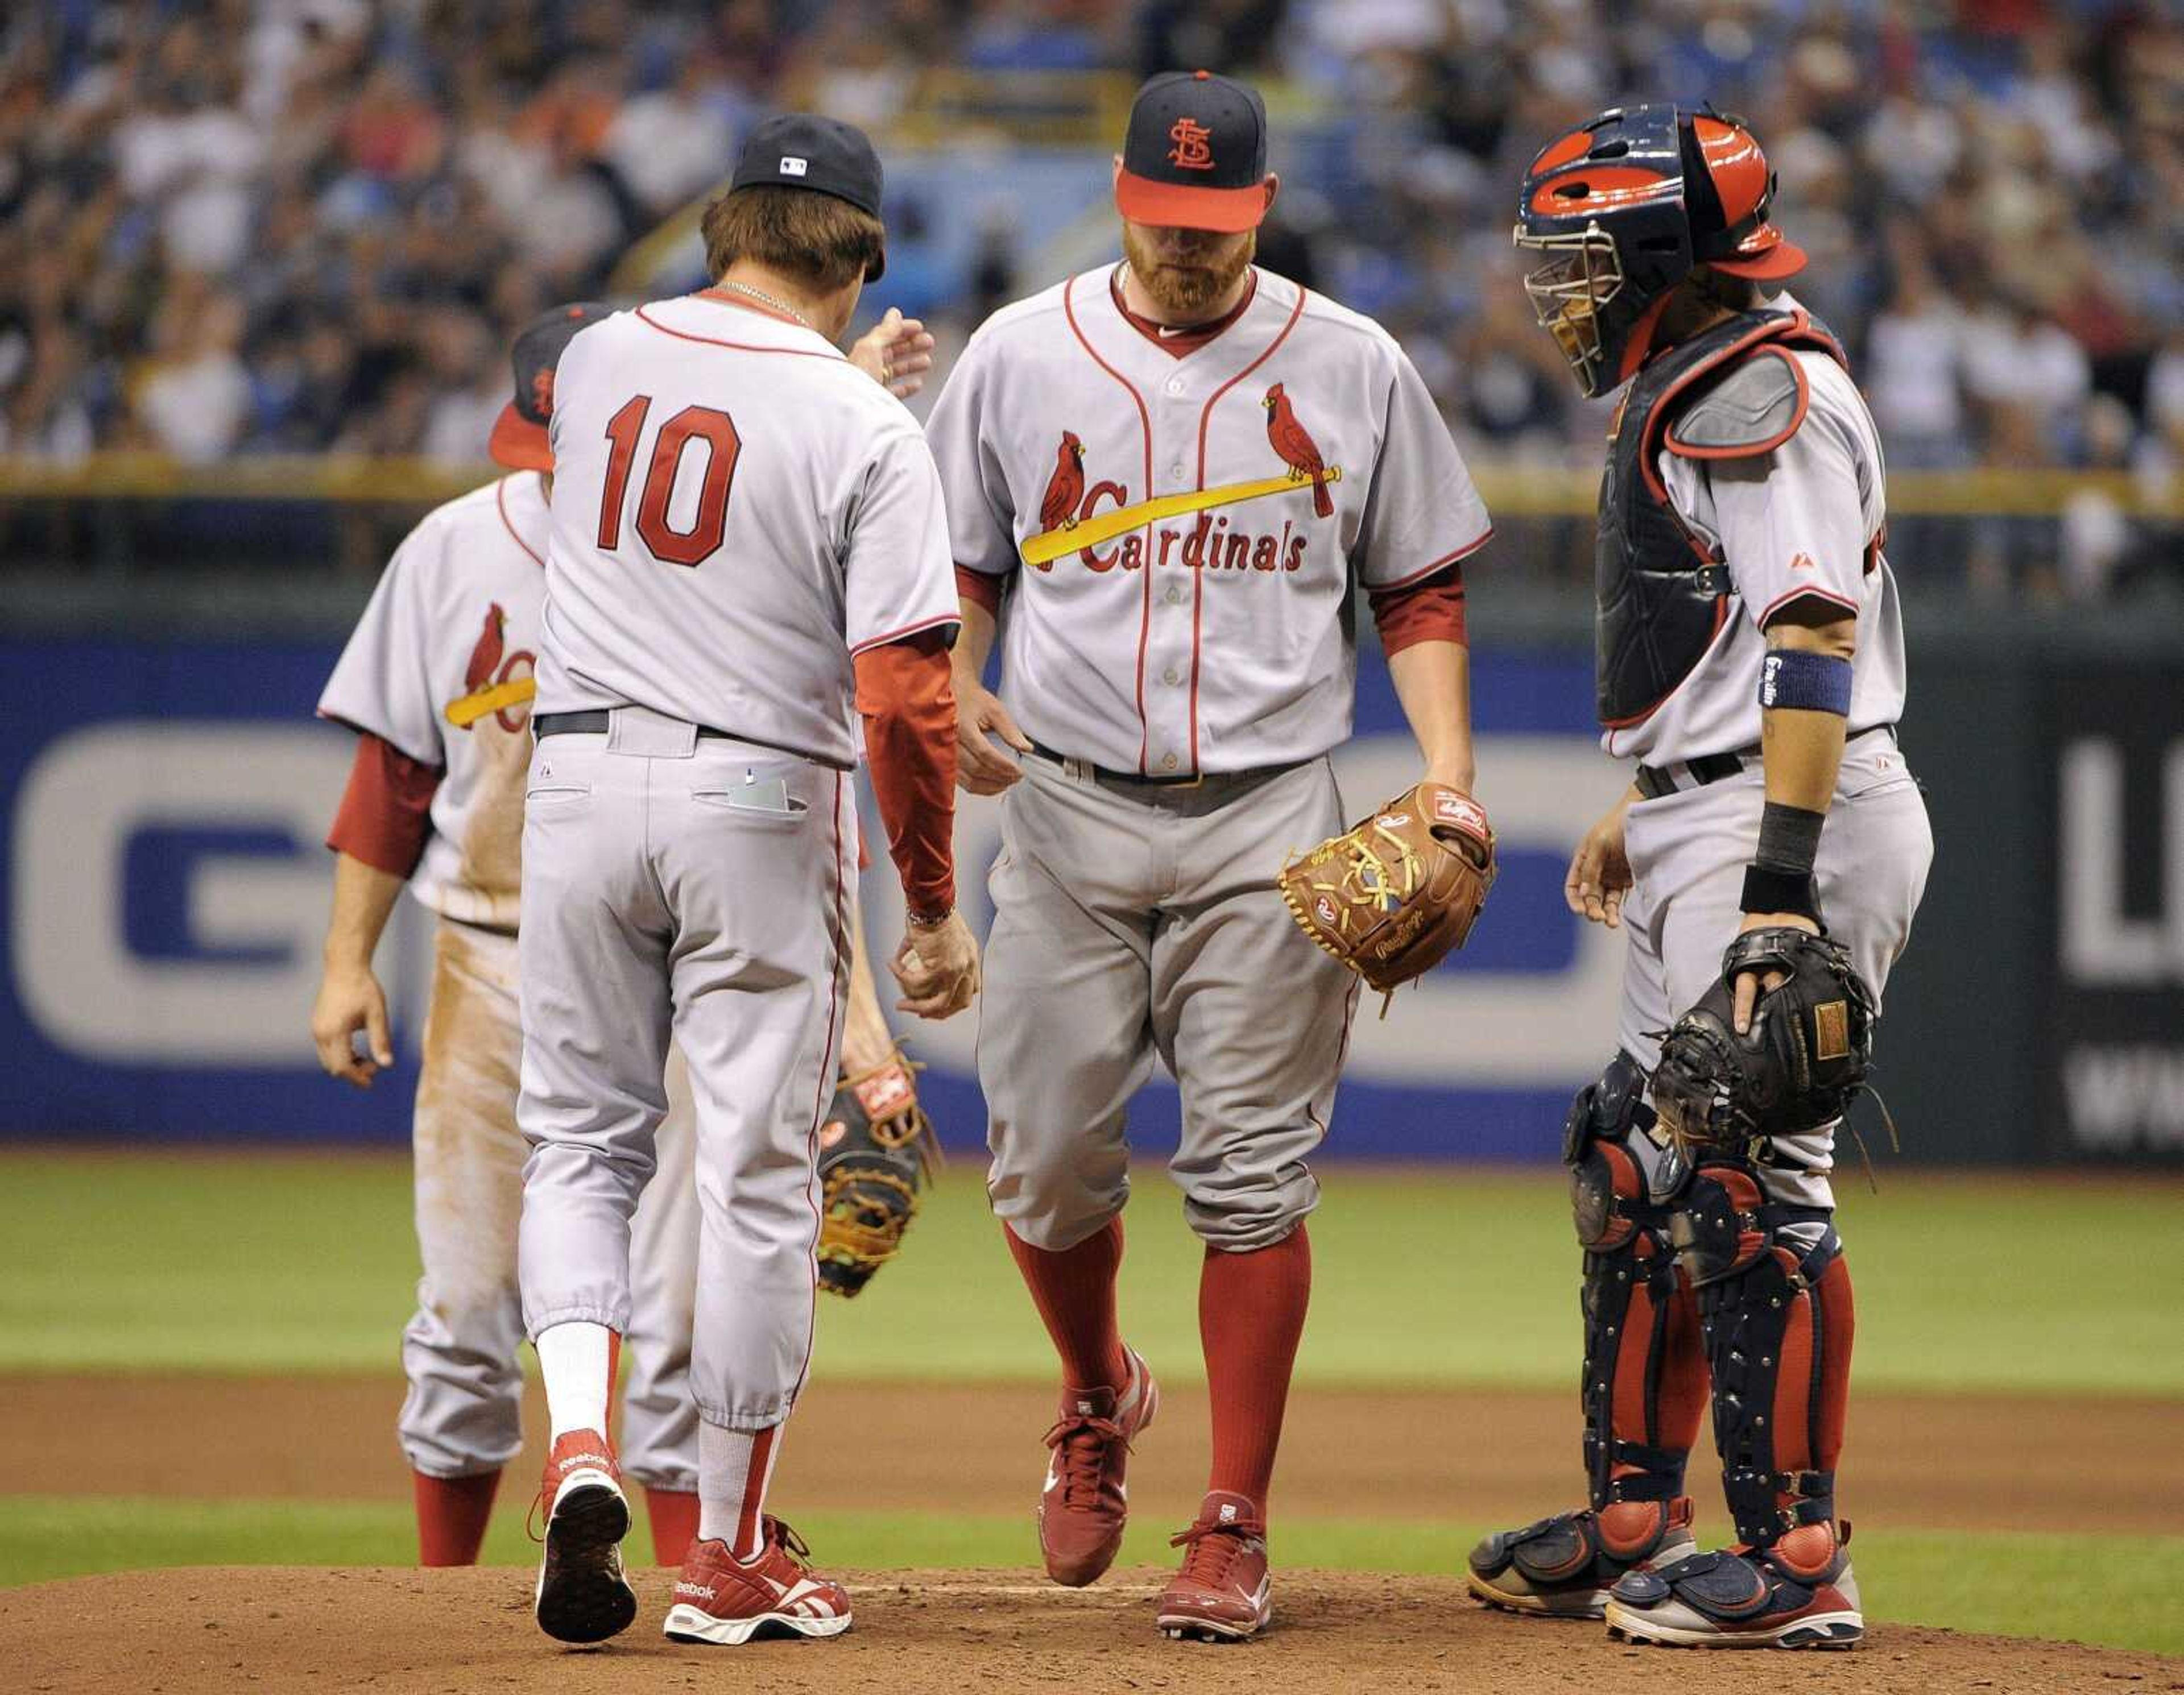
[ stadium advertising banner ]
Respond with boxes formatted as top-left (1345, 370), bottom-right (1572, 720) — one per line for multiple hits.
top-left (0, 636), bottom-right (1624, 1159)
top-left (2043, 660), bottom-right (2184, 1163)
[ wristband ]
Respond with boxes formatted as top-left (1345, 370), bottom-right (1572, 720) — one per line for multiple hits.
top-left (905, 906), bottom-right (954, 928)
top-left (1753, 801), bottom-right (1825, 875)
top-left (1739, 864), bottom-right (1822, 922)
top-left (1758, 649), bottom-right (1852, 715)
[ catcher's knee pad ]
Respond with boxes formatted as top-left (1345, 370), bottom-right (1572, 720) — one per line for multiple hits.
top-left (1565, 1051), bottom-right (1653, 1251)
top-left (1683, 1177), bottom-right (1856, 1548)
top-left (1565, 1056), bottom-right (1705, 1513)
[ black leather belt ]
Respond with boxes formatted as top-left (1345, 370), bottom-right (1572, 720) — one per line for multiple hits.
top-left (1633, 751), bottom-right (1743, 801)
top-left (534, 710), bottom-right (830, 767)
top-left (1027, 739), bottom-right (1296, 789)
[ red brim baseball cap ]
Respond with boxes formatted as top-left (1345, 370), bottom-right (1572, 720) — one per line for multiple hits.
top-left (487, 402), bottom-right (555, 471)
top-left (1115, 171), bottom-right (1269, 233)
top-left (487, 301), bottom-right (614, 472)
top-left (1114, 69), bottom-right (1271, 233)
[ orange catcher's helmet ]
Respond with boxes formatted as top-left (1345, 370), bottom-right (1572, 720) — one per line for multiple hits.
top-left (1512, 105), bottom-right (1805, 397)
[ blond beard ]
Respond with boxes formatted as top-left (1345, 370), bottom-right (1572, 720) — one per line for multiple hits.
top-left (1122, 225), bottom-right (1256, 321)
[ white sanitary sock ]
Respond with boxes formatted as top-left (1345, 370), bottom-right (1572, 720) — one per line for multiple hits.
top-left (535, 1321), bottom-right (613, 1442)
top-left (698, 1422), bottom-right (779, 1560)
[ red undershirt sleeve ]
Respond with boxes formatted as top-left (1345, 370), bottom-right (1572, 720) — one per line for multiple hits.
top-left (954, 566), bottom-right (1004, 619)
top-left (1368, 562), bottom-right (1467, 656)
top-left (326, 731), bottom-right (442, 879)
top-left (854, 629), bottom-right (958, 915)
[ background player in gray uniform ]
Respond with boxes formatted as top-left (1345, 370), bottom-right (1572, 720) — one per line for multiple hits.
top-left (1466, 105), bottom-right (1932, 1650)
top-left (309, 295), bottom-right (946, 1571)
top-left (311, 304), bottom-right (703, 1568)
top-left (924, 71), bottom-right (1492, 1643)
top-left (514, 117), bottom-right (975, 1649)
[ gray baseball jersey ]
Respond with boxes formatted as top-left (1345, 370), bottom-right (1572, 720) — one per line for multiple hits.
top-left (1611, 302), bottom-right (1908, 766)
top-left (926, 264), bottom-right (1491, 777)
top-left (926, 264), bottom-right (1486, 1248)
top-left (318, 473), bottom-right (552, 930)
top-left (534, 295), bottom-right (959, 765)
top-left (1608, 306), bottom-right (1930, 1216)
top-left (518, 290), bottom-right (955, 1433)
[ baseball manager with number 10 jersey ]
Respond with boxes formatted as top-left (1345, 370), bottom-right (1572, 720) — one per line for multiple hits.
top-left (924, 69), bottom-right (1494, 1642)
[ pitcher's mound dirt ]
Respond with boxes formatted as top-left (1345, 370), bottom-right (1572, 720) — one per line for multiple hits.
top-left (10, 1566), bottom-right (2176, 1695)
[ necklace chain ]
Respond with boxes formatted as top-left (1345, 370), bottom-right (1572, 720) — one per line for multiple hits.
top-left (714, 280), bottom-right (812, 329)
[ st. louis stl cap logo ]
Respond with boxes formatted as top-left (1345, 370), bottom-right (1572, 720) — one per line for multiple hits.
top-left (778, 155), bottom-right (809, 177)
top-left (1168, 117), bottom-right (1214, 170)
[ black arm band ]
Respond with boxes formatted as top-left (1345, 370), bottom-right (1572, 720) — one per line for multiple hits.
top-left (1743, 801), bottom-right (1827, 920)
top-left (1753, 801), bottom-right (1825, 875)
top-left (1740, 864), bottom-right (1822, 922)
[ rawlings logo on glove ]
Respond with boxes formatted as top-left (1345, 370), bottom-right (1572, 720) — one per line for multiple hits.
top-left (816, 1051), bottom-right (941, 1297)
top-left (1276, 781), bottom-right (1496, 1008)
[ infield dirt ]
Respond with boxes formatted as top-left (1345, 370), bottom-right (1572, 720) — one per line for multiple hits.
top-left (12, 1565), bottom-right (2181, 1695)
top-left (13, 1373), bottom-right (2184, 1534)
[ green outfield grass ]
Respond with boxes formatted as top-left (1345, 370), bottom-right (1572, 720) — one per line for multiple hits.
top-left (3, 1148), bottom-right (2179, 1394)
top-left (6, 1147), bottom-right (2183, 1653)
top-left (3, 1496), bottom-right (2179, 1655)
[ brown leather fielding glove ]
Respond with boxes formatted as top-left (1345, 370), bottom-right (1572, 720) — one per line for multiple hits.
top-left (816, 1051), bottom-right (941, 1298)
top-left (1277, 782), bottom-right (1496, 1006)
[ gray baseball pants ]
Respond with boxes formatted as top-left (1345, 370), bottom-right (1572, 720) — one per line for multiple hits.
top-left (981, 749), bottom-right (1356, 1253)
top-left (400, 916), bottom-right (698, 1486)
top-left (516, 707), bottom-right (854, 1431)
top-left (1615, 727), bottom-right (1934, 1210)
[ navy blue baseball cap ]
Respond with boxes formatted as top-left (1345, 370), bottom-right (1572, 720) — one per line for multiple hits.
top-left (731, 113), bottom-right (887, 278)
top-left (1115, 70), bottom-right (1271, 233)
top-left (490, 301), bottom-right (613, 471)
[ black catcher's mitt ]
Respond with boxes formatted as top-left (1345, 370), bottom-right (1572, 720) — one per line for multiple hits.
top-left (816, 1051), bottom-right (940, 1297)
top-left (1651, 926), bottom-right (1876, 1148)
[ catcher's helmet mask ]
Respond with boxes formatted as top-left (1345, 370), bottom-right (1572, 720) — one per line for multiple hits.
top-left (1513, 103), bottom-right (1806, 397)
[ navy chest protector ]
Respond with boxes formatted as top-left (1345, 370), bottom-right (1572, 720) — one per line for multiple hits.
top-left (1594, 306), bottom-right (1848, 730)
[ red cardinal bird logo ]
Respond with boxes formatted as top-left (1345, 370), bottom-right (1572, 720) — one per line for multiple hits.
top-left (464, 603), bottom-right (507, 695)
top-left (1039, 431), bottom-right (1086, 536)
top-left (1263, 384), bottom-right (1334, 519)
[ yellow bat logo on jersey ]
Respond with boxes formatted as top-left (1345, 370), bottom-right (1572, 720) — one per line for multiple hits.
top-left (445, 675), bottom-right (537, 730)
top-left (1020, 465), bottom-right (1343, 569)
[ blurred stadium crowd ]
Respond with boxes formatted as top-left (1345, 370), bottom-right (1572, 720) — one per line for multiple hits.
top-left (0, 2), bottom-right (2179, 598)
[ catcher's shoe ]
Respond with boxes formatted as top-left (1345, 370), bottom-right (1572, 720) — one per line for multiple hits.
top-left (532, 1428), bottom-right (638, 1644)
top-left (1604, 1522), bottom-right (1862, 1650)
top-left (1039, 1346), bottom-right (1160, 1587)
top-left (661, 1518), bottom-right (852, 1645)
top-left (1467, 1497), bottom-right (1696, 1619)
top-left (1156, 1491), bottom-right (1272, 1643)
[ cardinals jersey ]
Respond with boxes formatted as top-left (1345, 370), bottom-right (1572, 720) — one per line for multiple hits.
top-left (1611, 312), bottom-right (1908, 766)
top-left (926, 265), bottom-right (1492, 777)
top-left (533, 293), bottom-right (959, 767)
top-left (319, 473), bottom-right (551, 930)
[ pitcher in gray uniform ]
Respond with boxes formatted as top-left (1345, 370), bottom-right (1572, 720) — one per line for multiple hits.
top-left (1466, 105), bottom-right (1931, 1651)
top-left (925, 70), bottom-right (1494, 1642)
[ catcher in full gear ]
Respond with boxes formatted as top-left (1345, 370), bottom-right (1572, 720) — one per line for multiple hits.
top-left (1464, 106), bottom-right (1932, 1650)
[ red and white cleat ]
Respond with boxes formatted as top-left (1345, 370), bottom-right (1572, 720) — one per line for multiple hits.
top-left (661, 1518), bottom-right (853, 1646)
top-left (1156, 1491), bottom-right (1273, 1643)
top-left (532, 1428), bottom-right (637, 1644)
top-left (1037, 1347), bottom-right (1160, 1587)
